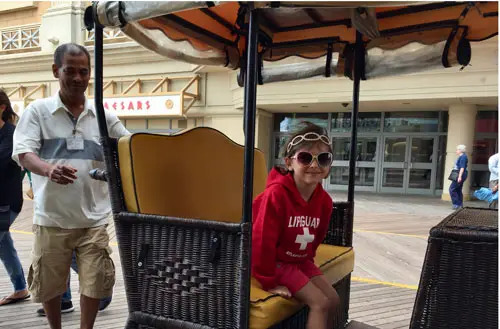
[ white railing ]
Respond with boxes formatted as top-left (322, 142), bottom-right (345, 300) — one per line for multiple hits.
top-left (85, 28), bottom-right (128, 44)
top-left (1, 24), bottom-right (40, 53)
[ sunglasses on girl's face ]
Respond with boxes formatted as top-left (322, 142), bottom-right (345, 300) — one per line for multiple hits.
top-left (291, 152), bottom-right (333, 168)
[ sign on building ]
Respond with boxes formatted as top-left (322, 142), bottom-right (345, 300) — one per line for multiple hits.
top-left (101, 95), bottom-right (182, 117)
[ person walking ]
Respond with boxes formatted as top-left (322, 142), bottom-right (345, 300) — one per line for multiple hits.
top-left (12, 43), bottom-right (129, 329)
top-left (449, 144), bottom-right (468, 209)
top-left (488, 152), bottom-right (498, 209)
top-left (0, 89), bottom-right (30, 306)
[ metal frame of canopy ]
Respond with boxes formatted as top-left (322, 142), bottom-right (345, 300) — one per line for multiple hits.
top-left (84, 2), bottom-right (497, 328)
top-left (89, 10), bottom-right (359, 327)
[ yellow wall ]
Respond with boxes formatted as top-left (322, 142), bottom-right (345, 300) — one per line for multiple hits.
top-left (205, 115), bottom-right (244, 145)
top-left (0, 1), bottom-right (50, 28)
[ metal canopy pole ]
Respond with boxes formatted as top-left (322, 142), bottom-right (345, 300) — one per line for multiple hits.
top-left (241, 7), bottom-right (259, 329)
top-left (93, 21), bottom-right (108, 139)
top-left (348, 31), bottom-right (363, 204)
top-left (241, 9), bottom-right (258, 226)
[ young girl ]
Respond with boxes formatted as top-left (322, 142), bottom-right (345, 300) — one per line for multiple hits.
top-left (252, 122), bottom-right (339, 329)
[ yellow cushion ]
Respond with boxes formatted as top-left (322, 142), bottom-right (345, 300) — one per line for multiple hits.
top-left (118, 128), bottom-right (268, 223)
top-left (249, 245), bottom-right (354, 329)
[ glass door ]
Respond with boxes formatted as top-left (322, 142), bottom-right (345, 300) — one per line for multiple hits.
top-left (407, 137), bottom-right (436, 194)
top-left (380, 136), bottom-right (436, 193)
top-left (272, 133), bottom-right (289, 167)
top-left (380, 137), bottom-right (408, 193)
top-left (329, 136), bottom-right (379, 192)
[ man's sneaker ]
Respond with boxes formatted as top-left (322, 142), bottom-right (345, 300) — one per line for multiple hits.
top-left (36, 301), bottom-right (75, 316)
top-left (98, 296), bottom-right (112, 311)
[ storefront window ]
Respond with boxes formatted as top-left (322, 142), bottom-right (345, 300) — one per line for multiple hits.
top-left (332, 137), bottom-right (377, 161)
top-left (274, 113), bottom-right (328, 132)
top-left (409, 169), bottom-right (432, 189)
top-left (274, 135), bottom-right (288, 160)
top-left (475, 111), bottom-right (498, 133)
top-left (470, 171), bottom-right (490, 190)
top-left (272, 110), bottom-right (456, 194)
top-left (472, 138), bottom-right (497, 165)
top-left (384, 112), bottom-right (439, 133)
top-left (435, 136), bottom-right (447, 190)
top-left (471, 110), bottom-right (498, 189)
top-left (439, 111), bottom-right (448, 133)
top-left (331, 112), bottom-right (381, 133)
top-left (384, 137), bottom-right (406, 162)
top-left (330, 167), bottom-right (375, 186)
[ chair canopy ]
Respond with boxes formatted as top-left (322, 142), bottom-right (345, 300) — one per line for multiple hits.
top-left (90, 1), bottom-right (497, 81)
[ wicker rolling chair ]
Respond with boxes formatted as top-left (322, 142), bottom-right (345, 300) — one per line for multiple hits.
top-left (410, 207), bottom-right (498, 329)
top-left (102, 127), bottom-right (354, 329)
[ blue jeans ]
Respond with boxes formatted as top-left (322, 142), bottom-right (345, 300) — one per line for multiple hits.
top-left (0, 211), bottom-right (27, 292)
top-left (450, 180), bottom-right (465, 207)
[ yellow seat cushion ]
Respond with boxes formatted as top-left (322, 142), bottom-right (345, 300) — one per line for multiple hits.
top-left (117, 128), bottom-right (267, 222)
top-left (249, 245), bottom-right (354, 329)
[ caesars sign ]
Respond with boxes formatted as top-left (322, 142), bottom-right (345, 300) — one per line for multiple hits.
top-left (96, 95), bottom-right (182, 117)
top-left (13, 95), bottom-right (182, 118)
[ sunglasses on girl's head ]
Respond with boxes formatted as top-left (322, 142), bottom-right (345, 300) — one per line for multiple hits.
top-left (287, 132), bottom-right (331, 153)
top-left (291, 152), bottom-right (333, 168)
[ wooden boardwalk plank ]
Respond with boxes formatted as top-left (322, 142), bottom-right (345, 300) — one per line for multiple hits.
top-left (1, 188), bottom-right (436, 329)
top-left (0, 233), bottom-right (417, 329)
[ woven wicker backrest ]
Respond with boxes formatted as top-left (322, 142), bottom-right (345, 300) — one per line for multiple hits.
top-left (117, 127), bottom-right (268, 223)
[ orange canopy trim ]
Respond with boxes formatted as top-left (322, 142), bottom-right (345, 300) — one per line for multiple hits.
top-left (91, 1), bottom-right (497, 81)
top-left (132, 2), bottom-right (496, 64)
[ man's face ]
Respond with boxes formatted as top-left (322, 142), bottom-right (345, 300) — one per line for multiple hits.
top-left (52, 53), bottom-right (90, 97)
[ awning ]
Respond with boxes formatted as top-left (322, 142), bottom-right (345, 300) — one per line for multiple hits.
top-left (86, 1), bottom-right (498, 82)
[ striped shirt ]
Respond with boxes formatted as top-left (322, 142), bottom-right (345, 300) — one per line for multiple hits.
top-left (12, 93), bottom-right (129, 228)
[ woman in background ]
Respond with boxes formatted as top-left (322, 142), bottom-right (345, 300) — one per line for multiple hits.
top-left (0, 89), bottom-right (30, 306)
top-left (449, 144), bottom-right (468, 210)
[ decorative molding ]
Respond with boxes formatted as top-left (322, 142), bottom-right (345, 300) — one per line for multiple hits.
top-left (85, 28), bottom-right (129, 45)
top-left (0, 24), bottom-right (40, 54)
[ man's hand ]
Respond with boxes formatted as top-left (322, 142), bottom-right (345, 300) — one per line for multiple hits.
top-left (492, 185), bottom-right (498, 193)
top-left (46, 164), bottom-right (78, 185)
top-left (269, 285), bottom-right (292, 298)
top-left (458, 176), bottom-right (462, 183)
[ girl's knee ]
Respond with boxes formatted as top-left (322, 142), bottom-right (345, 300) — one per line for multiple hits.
top-left (329, 290), bottom-right (340, 309)
top-left (309, 295), bottom-right (330, 313)
top-left (321, 285), bottom-right (339, 308)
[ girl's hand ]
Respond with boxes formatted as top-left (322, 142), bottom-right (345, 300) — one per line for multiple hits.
top-left (269, 285), bottom-right (292, 298)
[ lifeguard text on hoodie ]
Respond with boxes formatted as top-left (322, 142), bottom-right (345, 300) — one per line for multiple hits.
top-left (252, 167), bottom-right (333, 291)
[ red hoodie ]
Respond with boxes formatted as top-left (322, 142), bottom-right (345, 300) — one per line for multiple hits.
top-left (251, 167), bottom-right (333, 291)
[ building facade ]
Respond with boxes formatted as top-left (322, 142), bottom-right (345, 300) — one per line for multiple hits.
top-left (1, 2), bottom-right (498, 200)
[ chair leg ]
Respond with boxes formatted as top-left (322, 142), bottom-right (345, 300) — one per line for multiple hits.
top-left (124, 316), bottom-right (139, 329)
